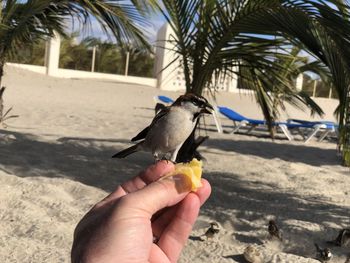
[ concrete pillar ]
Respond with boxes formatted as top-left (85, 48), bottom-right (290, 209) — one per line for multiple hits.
top-left (227, 68), bottom-right (239, 92)
top-left (45, 32), bottom-right (61, 76)
top-left (296, 73), bottom-right (303, 91)
top-left (155, 23), bottom-right (185, 91)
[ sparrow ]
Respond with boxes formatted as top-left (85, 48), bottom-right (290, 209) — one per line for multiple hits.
top-left (243, 245), bottom-right (263, 263)
top-left (112, 93), bottom-right (214, 162)
top-left (200, 222), bottom-right (220, 241)
top-left (314, 243), bottom-right (332, 262)
top-left (327, 229), bottom-right (350, 247)
top-left (268, 220), bottom-right (282, 241)
top-left (345, 253), bottom-right (350, 263)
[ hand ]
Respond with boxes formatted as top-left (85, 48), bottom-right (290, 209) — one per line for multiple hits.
top-left (71, 161), bottom-right (211, 263)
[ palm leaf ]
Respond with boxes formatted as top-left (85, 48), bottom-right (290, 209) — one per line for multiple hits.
top-left (157, 0), bottom-right (350, 164)
top-left (0, 0), bottom-right (151, 64)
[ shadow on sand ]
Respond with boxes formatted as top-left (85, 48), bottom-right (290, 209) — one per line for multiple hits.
top-left (0, 129), bottom-right (153, 191)
top-left (203, 137), bottom-right (341, 167)
top-left (0, 129), bottom-right (348, 257)
top-left (201, 170), bottom-right (350, 256)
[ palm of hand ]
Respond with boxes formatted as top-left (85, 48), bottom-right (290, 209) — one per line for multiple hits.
top-left (71, 161), bottom-right (211, 263)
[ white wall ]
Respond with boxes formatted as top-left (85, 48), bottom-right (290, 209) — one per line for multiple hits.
top-left (7, 63), bottom-right (46, 74)
top-left (7, 63), bottom-right (157, 88)
top-left (55, 68), bottom-right (157, 87)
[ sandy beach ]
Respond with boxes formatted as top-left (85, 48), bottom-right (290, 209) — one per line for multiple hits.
top-left (0, 65), bottom-right (349, 262)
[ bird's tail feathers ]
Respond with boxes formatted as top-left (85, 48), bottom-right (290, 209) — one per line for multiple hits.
top-left (314, 243), bottom-right (321, 252)
top-left (112, 143), bottom-right (141, 158)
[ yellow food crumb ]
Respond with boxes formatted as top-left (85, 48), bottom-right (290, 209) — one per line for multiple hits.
top-left (166, 158), bottom-right (203, 191)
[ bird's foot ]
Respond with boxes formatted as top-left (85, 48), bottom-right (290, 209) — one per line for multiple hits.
top-left (161, 157), bottom-right (176, 164)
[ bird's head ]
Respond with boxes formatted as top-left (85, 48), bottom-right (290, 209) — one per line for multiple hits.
top-left (173, 93), bottom-right (214, 115)
top-left (324, 248), bottom-right (332, 259)
top-left (210, 222), bottom-right (220, 230)
top-left (268, 220), bottom-right (275, 225)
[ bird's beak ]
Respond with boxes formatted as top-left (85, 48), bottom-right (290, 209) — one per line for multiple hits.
top-left (200, 102), bottom-right (214, 114)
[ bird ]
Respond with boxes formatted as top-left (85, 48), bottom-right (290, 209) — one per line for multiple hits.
top-left (326, 228), bottom-right (350, 247)
top-left (314, 243), bottom-right (332, 262)
top-left (346, 254), bottom-right (350, 263)
top-left (268, 220), bottom-right (282, 241)
top-left (200, 222), bottom-right (220, 241)
top-left (243, 245), bottom-right (264, 263)
top-left (112, 93), bottom-right (214, 162)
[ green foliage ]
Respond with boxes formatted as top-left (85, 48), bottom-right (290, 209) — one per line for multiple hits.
top-left (0, 0), bottom-right (151, 80)
top-left (59, 35), bottom-right (154, 77)
top-left (8, 40), bottom-right (46, 66)
top-left (157, 0), bottom-right (350, 165)
top-left (7, 33), bottom-right (155, 77)
top-left (120, 45), bottom-right (155, 77)
top-left (59, 34), bottom-right (93, 71)
top-left (94, 41), bottom-right (124, 74)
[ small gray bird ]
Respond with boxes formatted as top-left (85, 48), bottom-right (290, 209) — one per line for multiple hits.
top-left (112, 93), bottom-right (213, 162)
top-left (201, 222), bottom-right (220, 240)
top-left (327, 229), bottom-right (350, 247)
top-left (268, 220), bottom-right (282, 241)
top-left (314, 243), bottom-right (332, 262)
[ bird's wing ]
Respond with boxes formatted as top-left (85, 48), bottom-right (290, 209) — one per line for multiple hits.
top-left (131, 107), bottom-right (170, 142)
top-left (131, 126), bottom-right (150, 142)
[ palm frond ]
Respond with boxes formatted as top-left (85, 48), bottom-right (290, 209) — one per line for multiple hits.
top-left (157, 0), bottom-right (350, 164)
top-left (0, 0), bottom-right (151, 63)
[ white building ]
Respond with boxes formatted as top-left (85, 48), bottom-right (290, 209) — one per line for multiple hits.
top-left (155, 23), bottom-right (239, 92)
top-left (155, 23), bottom-right (303, 92)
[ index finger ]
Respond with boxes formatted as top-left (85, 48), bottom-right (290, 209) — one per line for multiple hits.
top-left (139, 161), bottom-right (175, 184)
top-left (96, 161), bottom-right (175, 208)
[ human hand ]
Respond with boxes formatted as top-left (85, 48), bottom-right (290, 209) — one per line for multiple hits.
top-left (71, 161), bottom-right (211, 263)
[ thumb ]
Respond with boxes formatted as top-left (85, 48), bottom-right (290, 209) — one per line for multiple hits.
top-left (119, 174), bottom-right (192, 218)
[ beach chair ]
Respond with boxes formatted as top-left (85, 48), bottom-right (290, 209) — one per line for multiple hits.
top-left (156, 95), bottom-right (174, 104)
top-left (217, 106), bottom-right (325, 142)
top-left (287, 118), bottom-right (338, 143)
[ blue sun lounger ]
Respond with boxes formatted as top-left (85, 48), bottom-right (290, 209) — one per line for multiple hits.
top-left (156, 95), bottom-right (174, 104)
top-left (287, 118), bottom-right (338, 142)
top-left (217, 106), bottom-right (327, 142)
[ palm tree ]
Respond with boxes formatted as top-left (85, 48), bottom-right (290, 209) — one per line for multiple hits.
top-left (7, 39), bottom-right (46, 66)
top-left (0, 0), bottom-right (153, 87)
top-left (59, 33), bottom-right (94, 71)
top-left (120, 44), bottom-right (155, 77)
top-left (156, 0), bottom-right (350, 165)
top-left (81, 37), bottom-right (125, 74)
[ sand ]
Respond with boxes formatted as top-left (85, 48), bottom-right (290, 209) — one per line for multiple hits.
top-left (0, 65), bottom-right (349, 262)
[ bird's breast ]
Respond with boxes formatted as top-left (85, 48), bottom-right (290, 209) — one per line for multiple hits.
top-left (145, 108), bottom-right (196, 152)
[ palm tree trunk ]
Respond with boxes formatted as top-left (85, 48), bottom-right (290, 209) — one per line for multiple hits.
top-left (270, 93), bottom-right (280, 139)
top-left (342, 92), bottom-right (350, 165)
top-left (0, 87), bottom-right (4, 123)
top-left (0, 59), bottom-right (6, 122)
top-left (0, 61), bottom-right (4, 88)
